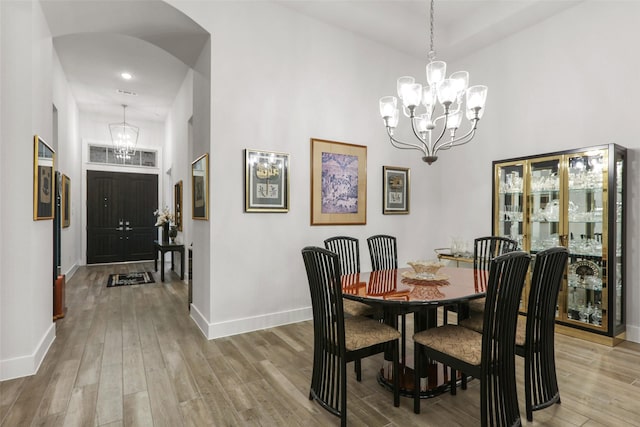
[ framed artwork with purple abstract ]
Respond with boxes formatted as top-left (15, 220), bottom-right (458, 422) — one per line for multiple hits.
top-left (310, 138), bottom-right (367, 225)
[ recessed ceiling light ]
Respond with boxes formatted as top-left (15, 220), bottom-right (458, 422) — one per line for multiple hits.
top-left (121, 72), bottom-right (132, 80)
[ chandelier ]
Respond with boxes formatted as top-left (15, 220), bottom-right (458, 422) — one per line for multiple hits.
top-left (109, 104), bottom-right (139, 160)
top-left (378, 0), bottom-right (487, 164)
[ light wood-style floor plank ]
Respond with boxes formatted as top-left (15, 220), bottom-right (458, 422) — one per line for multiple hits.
top-left (4, 262), bottom-right (640, 426)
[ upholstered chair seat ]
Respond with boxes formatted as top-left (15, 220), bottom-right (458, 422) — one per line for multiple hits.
top-left (413, 325), bottom-right (482, 366)
top-left (344, 316), bottom-right (401, 351)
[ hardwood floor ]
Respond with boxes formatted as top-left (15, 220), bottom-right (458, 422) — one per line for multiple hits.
top-left (2, 262), bottom-right (640, 426)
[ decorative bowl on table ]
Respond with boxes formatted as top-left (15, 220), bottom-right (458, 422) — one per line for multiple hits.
top-left (407, 260), bottom-right (446, 280)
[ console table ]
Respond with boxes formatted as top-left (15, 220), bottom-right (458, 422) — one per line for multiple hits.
top-left (154, 240), bottom-right (185, 282)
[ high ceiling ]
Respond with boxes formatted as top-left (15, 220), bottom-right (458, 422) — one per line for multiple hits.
top-left (41, 0), bottom-right (581, 122)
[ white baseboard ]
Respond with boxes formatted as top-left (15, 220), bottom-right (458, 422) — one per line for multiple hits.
top-left (64, 261), bottom-right (79, 280)
top-left (624, 324), bottom-right (640, 343)
top-left (190, 305), bottom-right (312, 340)
top-left (0, 322), bottom-right (56, 381)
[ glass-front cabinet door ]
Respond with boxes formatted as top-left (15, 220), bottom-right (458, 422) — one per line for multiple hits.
top-left (565, 150), bottom-right (607, 330)
top-left (494, 161), bottom-right (525, 247)
top-left (528, 156), bottom-right (563, 254)
top-left (492, 144), bottom-right (626, 345)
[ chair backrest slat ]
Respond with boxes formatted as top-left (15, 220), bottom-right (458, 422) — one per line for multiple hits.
top-left (367, 235), bottom-right (398, 271)
top-left (474, 236), bottom-right (518, 271)
top-left (324, 236), bottom-right (360, 274)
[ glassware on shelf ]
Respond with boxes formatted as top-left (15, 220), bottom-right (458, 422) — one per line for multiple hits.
top-left (592, 304), bottom-right (603, 326)
top-left (530, 172), bottom-right (559, 192)
top-left (578, 303), bottom-right (593, 323)
top-left (503, 171), bottom-right (523, 193)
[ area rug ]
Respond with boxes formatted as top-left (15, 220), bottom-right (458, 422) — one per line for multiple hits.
top-left (107, 272), bottom-right (155, 288)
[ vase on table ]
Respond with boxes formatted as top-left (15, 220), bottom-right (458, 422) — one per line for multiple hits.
top-left (169, 226), bottom-right (178, 243)
top-left (162, 222), bottom-right (170, 243)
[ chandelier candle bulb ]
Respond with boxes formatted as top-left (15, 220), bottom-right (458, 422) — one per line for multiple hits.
top-left (379, 96), bottom-right (397, 118)
top-left (378, 0), bottom-right (487, 164)
top-left (466, 85), bottom-right (488, 110)
top-left (426, 60), bottom-right (446, 85)
top-left (402, 83), bottom-right (423, 108)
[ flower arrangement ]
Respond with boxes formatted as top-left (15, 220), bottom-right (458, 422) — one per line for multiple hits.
top-left (154, 206), bottom-right (175, 226)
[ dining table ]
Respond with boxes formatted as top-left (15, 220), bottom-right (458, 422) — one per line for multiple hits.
top-left (341, 266), bottom-right (488, 398)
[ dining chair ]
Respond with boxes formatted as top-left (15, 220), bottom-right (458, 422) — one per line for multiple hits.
top-left (301, 246), bottom-right (400, 426)
top-left (366, 234), bottom-right (407, 363)
top-left (324, 236), bottom-right (384, 381)
top-left (324, 236), bottom-right (381, 318)
top-left (463, 236), bottom-right (518, 315)
top-left (516, 246), bottom-right (568, 421)
top-left (458, 247), bottom-right (568, 421)
top-left (413, 251), bottom-right (531, 427)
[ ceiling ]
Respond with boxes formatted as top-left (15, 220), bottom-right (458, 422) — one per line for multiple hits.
top-left (41, 0), bottom-right (581, 122)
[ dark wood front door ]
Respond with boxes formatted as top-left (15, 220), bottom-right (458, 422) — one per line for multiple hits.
top-left (87, 170), bottom-right (158, 264)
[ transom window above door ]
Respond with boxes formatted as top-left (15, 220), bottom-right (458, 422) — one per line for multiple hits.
top-left (88, 144), bottom-right (157, 168)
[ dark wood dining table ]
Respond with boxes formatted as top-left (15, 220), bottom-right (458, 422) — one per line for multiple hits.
top-left (341, 266), bottom-right (488, 397)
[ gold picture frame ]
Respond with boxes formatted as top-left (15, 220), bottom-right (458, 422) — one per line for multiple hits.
top-left (383, 166), bottom-right (410, 214)
top-left (61, 174), bottom-right (71, 227)
top-left (192, 153), bottom-right (209, 220)
top-left (310, 138), bottom-right (367, 225)
top-left (245, 149), bottom-right (290, 212)
top-left (33, 135), bottom-right (55, 220)
top-left (174, 180), bottom-right (183, 230)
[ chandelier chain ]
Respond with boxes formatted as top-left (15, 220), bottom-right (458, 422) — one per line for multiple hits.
top-left (428, 0), bottom-right (435, 61)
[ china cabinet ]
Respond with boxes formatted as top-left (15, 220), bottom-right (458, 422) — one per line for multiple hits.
top-left (492, 144), bottom-right (626, 345)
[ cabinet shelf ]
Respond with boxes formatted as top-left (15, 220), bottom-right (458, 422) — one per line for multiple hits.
top-left (493, 144), bottom-right (626, 345)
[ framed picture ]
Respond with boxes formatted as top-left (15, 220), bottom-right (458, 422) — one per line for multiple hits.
top-left (33, 135), bottom-right (55, 220)
top-left (174, 180), bottom-right (183, 230)
top-left (310, 138), bottom-right (367, 225)
top-left (192, 153), bottom-right (209, 220)
top-left (61, 174), bottom-right (71, 227)
top-left (383, 166), bottom-right (410, 214)
top-left (244, 149), bottom-right (290, 212)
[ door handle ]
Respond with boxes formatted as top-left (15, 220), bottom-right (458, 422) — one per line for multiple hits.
top-left (125, 227), bottom-right (133, 231)
top-left (116, 226), bottom-right (124, 231)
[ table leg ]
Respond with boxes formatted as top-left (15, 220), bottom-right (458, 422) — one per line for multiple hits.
top-left (171, 251), bottom-right (175, 272)
top-left (180, 249), bottom-right (185, 280)
top-left (154, 249), bottom-right (158, 272)
top-left (161, 250), bottom-right (165, 282)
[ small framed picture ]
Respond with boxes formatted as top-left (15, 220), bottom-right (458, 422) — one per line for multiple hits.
top-left (311, 138), bottom-right (367, 225)
top-left (383, 166), bottom-right (410, 214)
top-left (174, 180), bottom-right (183, 230)
top-left (33, 135), bottom-right (55, 220)
top-left (245, 149), bottom-right (290, 212)
top-left (61, 174), bottom-right (70, 228)
top-left (192, 153), bottom-right (209, 220)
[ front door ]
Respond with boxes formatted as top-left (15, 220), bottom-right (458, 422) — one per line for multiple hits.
top-left (87, 170), bottom-right (158, 264)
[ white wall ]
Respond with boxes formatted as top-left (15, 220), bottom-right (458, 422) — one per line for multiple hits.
top-left (170, 1), bottom-right (441, 338)
top-left (52, 50), bottom-right (81, 277)
top-left (0, 0), bottom-right (56, 380)
top-left (438, 1), bottom-right (640, 341)
top-left (164, 69), bottom-right (193, 267)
